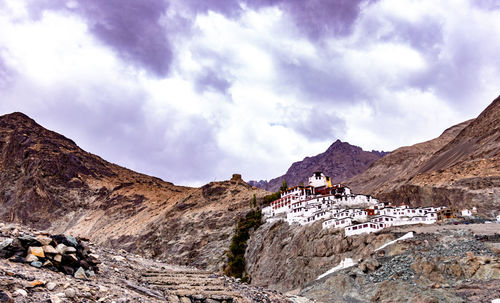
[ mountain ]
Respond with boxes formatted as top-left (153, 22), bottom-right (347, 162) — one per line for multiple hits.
top-left (0, 112), bottom-right (266, 271)
top-left (250, 140), bottom-right (388, 192)
top-left (347, 95), bottom-right (500, 213)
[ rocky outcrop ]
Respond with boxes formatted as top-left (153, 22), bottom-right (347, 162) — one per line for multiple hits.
top-left (300, 229), bottom-right (500, 302)
top-left (348, 95), bottom-right (500, 214)
top-left (245, 217), bottom-right (500, 302)
top-left (245, 220), bottom-right (395, 291)
top-left (250, 140), bottom-right (387, 192)
top-left (0, 112), bottom-right (267, 272)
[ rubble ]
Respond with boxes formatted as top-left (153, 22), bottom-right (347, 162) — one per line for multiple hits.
top-left (0, 227), bottom-right (99, 279)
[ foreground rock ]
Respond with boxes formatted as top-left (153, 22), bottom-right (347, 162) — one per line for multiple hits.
top-left (0, 226), bottom-right (98, 279)
top-left (0, 222), bottom-right (291, 303)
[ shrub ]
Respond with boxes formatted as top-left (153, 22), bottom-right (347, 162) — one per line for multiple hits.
top-left (224, 209), bottom-right (262, 282)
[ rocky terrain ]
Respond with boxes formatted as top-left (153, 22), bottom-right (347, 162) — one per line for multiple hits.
top-left (300, 228), bottom-right (500, 302)
top-left (348, 95), bottom-right (500, 214)
top-left (245, 220), bottom-right (395, 292)
top-left (0, 222), bottom-right (292, 303)
top-left (0, 112), bottom-right (267, 272)
top-left (249, 140), bottom-right (387, 192)
top-left (245, 219), bottom-right (500, 302)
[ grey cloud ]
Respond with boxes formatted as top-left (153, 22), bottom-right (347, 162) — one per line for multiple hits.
top-left (29, 0), bottom-right (172, 77)
top-left (278, 107), bottom-right (346, 141)
top-left (194, 68), bottom-right (232, 94)
top-left (26, 0), bottom-right (374, 80)
top-left (277, 58), bottom-right (366, 104)
top-left (473, 0), bottom-right (500, 10)
top-left (183, 0), bottom-right (373, 39)
top-left (46, 99), bottom-right (224, 184)
top-left (0, 54), bottom-right (11, 88)
top-left (269, 0), bottom-right (373, 39)
top-left (0, 74), bottom-right (226, 184)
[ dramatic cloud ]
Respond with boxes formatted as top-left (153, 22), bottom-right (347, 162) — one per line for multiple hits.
top-left (29, 0), bottom-right (173, 76)
top-left (0, 0), bottom-right (499, 185)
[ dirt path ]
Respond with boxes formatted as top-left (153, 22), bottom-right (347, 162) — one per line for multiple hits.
top-left (391, 222), bottom-right (500, 235)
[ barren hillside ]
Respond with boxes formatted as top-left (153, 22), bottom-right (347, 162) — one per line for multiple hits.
top-left (0, 112), bottom-right (266, 271)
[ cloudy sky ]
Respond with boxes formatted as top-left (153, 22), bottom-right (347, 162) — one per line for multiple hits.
top-left (0, 0), bottom-right (499, 186)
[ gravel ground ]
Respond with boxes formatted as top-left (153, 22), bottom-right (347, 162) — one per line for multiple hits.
top-left (391, 222), bottom-right (500, 235)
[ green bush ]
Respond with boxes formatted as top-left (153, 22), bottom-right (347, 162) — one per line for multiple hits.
top-left (225, 209), bottom-right (262, 282)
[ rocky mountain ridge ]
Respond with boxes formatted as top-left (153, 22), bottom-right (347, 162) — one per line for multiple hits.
top-left (249, 140), bottom-right (387, 192)
top-left (347, 95), bottom-right (500, 213)
top-left (0, 112), bottom-right (266, 272)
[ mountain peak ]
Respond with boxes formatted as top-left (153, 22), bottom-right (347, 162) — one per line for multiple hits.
top-left (251, 140), bottom-right (387, 192)
top-left (0, 112), bottom-right (38, 127)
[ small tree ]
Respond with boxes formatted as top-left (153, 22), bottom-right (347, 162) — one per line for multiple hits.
top-left (252, 194), bottom-right (257, 208)
top-left (280, 179), bottom-right (288, 192)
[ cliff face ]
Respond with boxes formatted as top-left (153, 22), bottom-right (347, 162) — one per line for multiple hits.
top-left (250, 140), bottom-right (387, 192)
top-left (245, 220), bottom-right (395, 291)
top-left (347, 96), bottom-right (500, 214)
top-left (245, 220), bottom-right (500, 301)
top-left (0, 112), bottom-right (266, 271)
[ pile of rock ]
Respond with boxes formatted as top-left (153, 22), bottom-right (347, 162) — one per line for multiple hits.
top-left (0, 232), bottom-right (99, 279)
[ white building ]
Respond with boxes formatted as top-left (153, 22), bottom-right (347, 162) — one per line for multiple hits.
top-left (308, 172), bottom-right (332, 188)
top-left (323, 217), bottom-right (352, 229)
top-left (461, 209), bottom-right (472, 217)
top-left (345, 222), bottom-right (385, 236)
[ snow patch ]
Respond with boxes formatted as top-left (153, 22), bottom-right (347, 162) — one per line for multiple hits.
top-left (375, 232), bottom-right (414, 252)
top-left (316, 258), bottom-right (357, 280)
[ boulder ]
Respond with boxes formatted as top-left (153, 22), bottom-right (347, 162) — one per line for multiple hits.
top-left (18, 235), bottom-right (38, 247)
top-left (0, 238), bottom-right (13, 250)
top-left (43, 245), bottom-right (57, 254)
top-left (53, 235), bottom-right (78, 248)
top-left (36, 235), bottom-right (53, 246)
top-left (43, 260), bottom-right (53, 267)
top-left (25, 254), bottom-right (38, 263)
top-left (55, 244), bottom-right (67, 255)
top-left (74, 267), bottom-right (87, 280)
top-left (65, 247), bottom-right (77, 254)
top-left (27, 246), bottom-right (45, 258)
top-left (46, 282), bottom-right (57, 291)
top-left (64, 288), bottom-right (76, 298)
top-left (53, 254), bottom-right (62, 262)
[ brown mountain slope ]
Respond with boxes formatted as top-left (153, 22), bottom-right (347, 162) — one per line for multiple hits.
top-left (250, 140), bottom-right (387, 191)
top-left (0, 112), bottom-right (266, 271)
top-left (348, 95), bottom-right (500, 213)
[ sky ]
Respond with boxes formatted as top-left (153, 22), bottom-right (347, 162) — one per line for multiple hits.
top-left (0, 0), bottom-right (499, 186)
